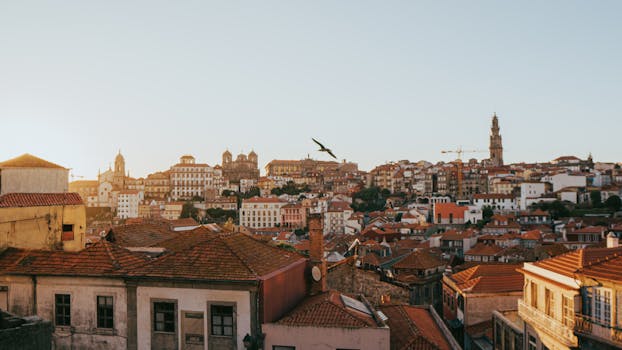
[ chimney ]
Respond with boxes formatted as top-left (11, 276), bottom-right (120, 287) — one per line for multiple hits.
top-left (308, 214), bottom-right (327, 294)
top-left (607, 232), bottom-right (619, 248)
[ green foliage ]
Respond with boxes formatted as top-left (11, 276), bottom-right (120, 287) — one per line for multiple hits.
top-left (590, 191), bottom-right (602, 208)
top-left (294, 228), bottom-right (307, 237)
top-left (605, 195), bottom-right (622, 211)
top-left (271, 181), bottom-right (310, 196)
top-left (351, 186), bottom-right (388, 212)
top-left (482, 205), bottom-right (494, 220)
top-left (180, 202), bottom-right (199, 220)
top-left (530, 200), bottom-right (570, 219)
top-left (191, 195), bottom-right (204, 202)
top-left (395, 212), bottom-right (403, 222)
top-left (221, 189), bottom-right (235, 197)
top-left (205, 208), bottom-right (237, 223)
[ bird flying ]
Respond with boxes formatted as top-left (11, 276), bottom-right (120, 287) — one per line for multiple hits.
top-left (312, 138), bottom-right (337, 159)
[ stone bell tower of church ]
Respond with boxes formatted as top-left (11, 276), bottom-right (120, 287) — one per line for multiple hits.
top-left (489, 113), bottom-right (504, 167)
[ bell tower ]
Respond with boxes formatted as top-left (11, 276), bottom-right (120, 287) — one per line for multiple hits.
top-left (489, 113), bottom-right (504, 167)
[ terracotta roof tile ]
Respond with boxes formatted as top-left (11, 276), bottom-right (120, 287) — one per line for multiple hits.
top-left (393, 250), bottom-right (444, 270)
top-left (448, 264), bottom-right (523, 293)
top-left (465, 243), bottom-right (504, 257)
top-left (276, 290), bottom-right (377, 328)
top-left (0, 193), bottom-right (83, 207)
top-left (0, 240), bottom-right (149, 277)
top-left (532, 246), bottom-right (622, 277)
top-left (107, 223), bottom-right (178, 248)
top-left (0, 153), bottom-right (66, 169)
top-left (128, 232), bottom-right (305, 281)
top-left (379, 305), bottom-right (452, 350)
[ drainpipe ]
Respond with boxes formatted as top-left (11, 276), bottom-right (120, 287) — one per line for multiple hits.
top-left (32, 276), bottom-right (37, 315)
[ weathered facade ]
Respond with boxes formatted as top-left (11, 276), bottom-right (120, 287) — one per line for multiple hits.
top-left (0, 154), bottom-right (69, 195)
top-left (0, 193), bottom-right (86, 252)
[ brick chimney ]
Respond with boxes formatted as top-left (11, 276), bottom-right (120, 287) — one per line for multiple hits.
top-left (308, 214), bottom-right (327, 294)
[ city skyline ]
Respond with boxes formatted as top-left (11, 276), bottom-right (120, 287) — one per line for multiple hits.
top-left (2, 1), bottom-right (621, 178)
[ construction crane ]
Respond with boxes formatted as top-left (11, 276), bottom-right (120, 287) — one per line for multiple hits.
top-left (70, 173), bottom-right (84, 180)
top-left (441, 147), bottom-right (485, 199)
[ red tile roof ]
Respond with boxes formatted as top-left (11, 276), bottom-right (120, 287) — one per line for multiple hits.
top-left (577, 253), bottom-right (622, 283)
top-left (379, 305), bottom-right (452, 350)
top-left (465, 243), bottom-right (504, 257)
top-left (0, 240), bottom-right (149, 277)
top-left (0, 193), bottom-right (83, 208)
top-left (448, 264), bottom-right (523, 294)
top-left (128, 232), bottom-right (305, 281)
top-left (531, 246), bottom-right (622, 278)
top-left (276, 290), bottom-right (378, 328)
top-left (107, 223), bottom-right (178, 248)
top-left (393, 250), bottom-right (444, 270)
top-left (434, 203), bottom-right (466, 220)
top-left (0, 153), bottom-right (66, 169)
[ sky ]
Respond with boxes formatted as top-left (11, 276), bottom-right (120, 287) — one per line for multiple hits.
top-left (1, 1), bottom-right (621, 179)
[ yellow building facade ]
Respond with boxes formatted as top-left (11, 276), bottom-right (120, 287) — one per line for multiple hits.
top-left (0, 193), bottom-right (86, 252)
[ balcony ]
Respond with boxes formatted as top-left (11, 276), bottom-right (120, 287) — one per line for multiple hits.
top-left (518, 299), bottom-right (577, 347)
top-left (575, 314), bottom-right (622, 347)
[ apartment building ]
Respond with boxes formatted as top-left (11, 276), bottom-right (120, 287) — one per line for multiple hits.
top-left (240, 197), bottom-right (287, 229)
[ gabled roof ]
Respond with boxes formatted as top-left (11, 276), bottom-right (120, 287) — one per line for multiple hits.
top-left (448, 264), bottom-right (523, 294)
top-left (379, 304), bottom-right (452, 350)
top-left (393, 250), bottom-right (444, 270)
top-left (531, 247), bottom-right (622, 278)
top-left (0, 153), bottom-right (66, 169)
top-left (106, 223), bottom-right (178, 248)
top-left (577, 253), bottom-right (622, 283)
top-left (465, 243), bottom-right (504, 257)
top-left (276, 290), bottom-right (378, 328)
top-left (0, 240), bottom-right (149, 277)
top-left (0, 193), bottom-right (83, 208)
top-left (128, 232), bottom-right (305, 281)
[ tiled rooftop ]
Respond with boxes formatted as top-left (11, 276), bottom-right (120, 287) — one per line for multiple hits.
top-left (379, 304), bottom-right (452, 350)
top-left (448, 264), bottom-right (523, 294)
top-left (0, 240), bottom-right (149, 277)
top-left (0, 153), bottom-right (66, 169)
top-left (393, 250), bottom-right (444, 270)
top-left (0, 193), bottom-right (83, 208)
top-left (531, 246), bottom-right (622, 278)
top-left (276, 290), bottom-right (378, 328)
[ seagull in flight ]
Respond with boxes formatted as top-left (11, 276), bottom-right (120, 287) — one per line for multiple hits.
top-left (312, 138), bottom-right (337, 159)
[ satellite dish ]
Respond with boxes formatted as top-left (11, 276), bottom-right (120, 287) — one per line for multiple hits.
top-left (311, 266), bottom-right (322, 281)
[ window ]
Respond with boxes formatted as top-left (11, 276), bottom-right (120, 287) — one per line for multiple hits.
top-left (273, 347), bottom-right (295, 350)
top-left (55, 294), bottom-right (71, 326)
top-left (97, 296), bottom-right (114, 329)
top-left (62, 224), bottom-right (74, 241)
top-left (562, 295), bottom-right (574, 327)
top-left (154, 302), bottom-right (176, 332)
top-left (544, 288), bottom-right (555, 317)
top-left (530, 282), bottom-right (538, 308)
top-left (211, 305), bottom-right (233, 336)
top-left (527, 335), bottom-right (537, 350)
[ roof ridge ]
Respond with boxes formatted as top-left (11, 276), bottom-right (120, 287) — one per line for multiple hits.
top-left (220, 234), bottom-right (259, 277)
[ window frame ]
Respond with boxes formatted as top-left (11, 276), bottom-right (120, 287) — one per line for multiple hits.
top-left (153, 300), bottom-right (177, 333)
top-left (210, 305), bottom-right (234, 336)
top-left (208, 301), bottom-right (236, 338)
top-left (55, 293), bottom-right (71, 327)
top-left (97, 295), bottom-right (114, 329)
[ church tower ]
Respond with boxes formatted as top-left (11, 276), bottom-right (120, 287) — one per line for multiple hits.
top-left (113, 150), bottom-right (126, 189)
top-left (489, 113), bottom-right (504, 167)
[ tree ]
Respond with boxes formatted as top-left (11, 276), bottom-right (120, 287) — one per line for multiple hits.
top-left (351, 186), bottom-right (389, 212)
top-left (605, 195), bottom-right (622, 211)
top-left (180, 202), bottom-right (199, 220)
top-left (590, 191), bottom-right (602, 208)
top-left (482, 205), bottom-right (494, 221)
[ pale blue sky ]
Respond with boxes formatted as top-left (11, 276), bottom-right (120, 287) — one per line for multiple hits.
top-left (1, 1), bottom-right (620, 178)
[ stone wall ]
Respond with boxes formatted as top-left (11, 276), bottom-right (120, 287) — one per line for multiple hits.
top-left (327, 261), bottom-right (409, 306)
